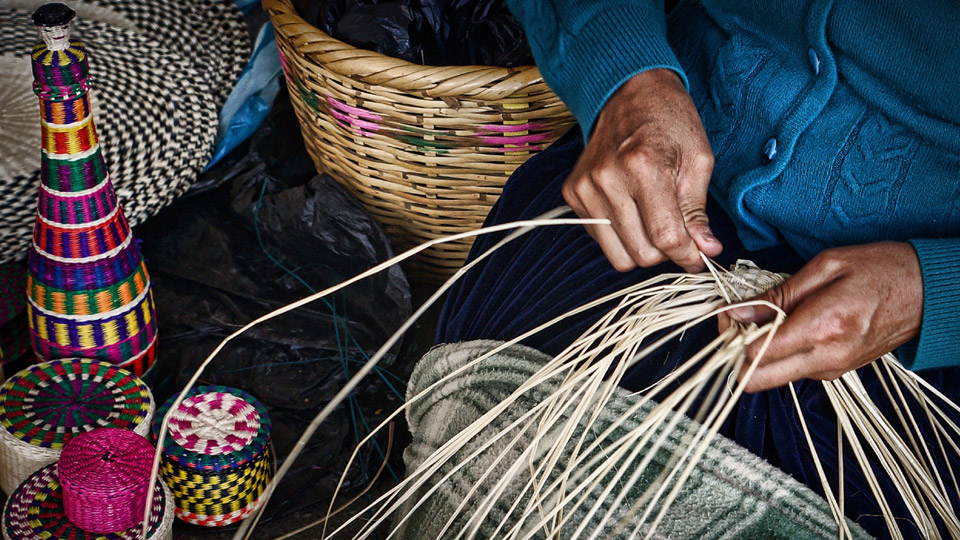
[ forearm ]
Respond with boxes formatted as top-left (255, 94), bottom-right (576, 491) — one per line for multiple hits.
top-left (507, 0), bottom-right (688, 137)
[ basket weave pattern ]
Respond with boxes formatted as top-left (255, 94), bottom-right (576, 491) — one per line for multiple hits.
top-left (2, 463), bottom-right (174, 540)
top-left (265, 0), bottom-right (575, 280)
top-left (153, 386), bottom-right (273, 527)
top-left (0, 359), bottom-right (154, 495)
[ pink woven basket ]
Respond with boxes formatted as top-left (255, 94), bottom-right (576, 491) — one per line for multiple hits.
top-left (58, 428), bottom-right (154, 534)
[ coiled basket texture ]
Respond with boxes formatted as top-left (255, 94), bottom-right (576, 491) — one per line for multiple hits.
top-left (264, 0), bottom-right (576, 281)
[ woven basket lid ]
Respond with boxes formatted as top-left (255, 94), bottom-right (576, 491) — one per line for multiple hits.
top-left (1, 462), bottom-right (172, 540)
top-left (0, 0), bottom-right (249, 264)
top-left (0, 359), bottom-right (152, 450)
top-left (153, 385), bottom-right (271, 472)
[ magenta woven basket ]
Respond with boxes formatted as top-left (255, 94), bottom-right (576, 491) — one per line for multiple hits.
top-left (59, 428), bottom-right (154, 533)
top-left (1, 462), bottom-right (174, 540)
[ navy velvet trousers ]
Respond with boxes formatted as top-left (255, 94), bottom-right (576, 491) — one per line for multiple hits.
top-left (437, 129), bottom-right (960, 539)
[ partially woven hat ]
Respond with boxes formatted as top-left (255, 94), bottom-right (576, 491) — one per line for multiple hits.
top-left (0, 0), bottom-right (250, 264)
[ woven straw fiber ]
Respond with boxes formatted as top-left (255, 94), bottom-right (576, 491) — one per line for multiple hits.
top-left (264, 0), bottom-right (575, 280)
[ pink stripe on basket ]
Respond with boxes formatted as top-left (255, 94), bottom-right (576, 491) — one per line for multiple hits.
top-left (229, 397), bottom-right (248, 416)
top-left (477, 122), bottom-right (543, 133)
top-left (326, 97), bottom-right (382, 121)
top-left (488, 144), bottom-right (547, 153)
top-left (330, 109), bottom-right (381, 131)
top-left (277, 47), bottom-right (291, 78)
top-left (335, 118), bottom-right (377, 138)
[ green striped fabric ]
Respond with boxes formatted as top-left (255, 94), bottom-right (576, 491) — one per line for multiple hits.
top-left (400, 341), bottom-right (873, 540)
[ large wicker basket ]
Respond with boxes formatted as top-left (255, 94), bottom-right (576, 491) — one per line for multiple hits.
top-left (264, 0), bottom-right (575, 281)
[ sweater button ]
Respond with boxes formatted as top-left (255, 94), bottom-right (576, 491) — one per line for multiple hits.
top-left (808, 48), bottom-right (821, 75)
top-left (764, 138), bottom-right (778, 161)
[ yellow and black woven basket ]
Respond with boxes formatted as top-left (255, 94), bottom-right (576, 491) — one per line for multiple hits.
top-left (265, 0), bottom-right (575, 281)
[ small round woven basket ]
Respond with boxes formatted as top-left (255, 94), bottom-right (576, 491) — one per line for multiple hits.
top-left (264, 0), bottom-right (576, 281)
top-left (152, 385), bottom-right (274, 527)
top-left (1, 462), bottom-right (174, 540)
top-left (0, 359), bottom-right (154, 494)
top-left (59, 428), bottom-right (155, 534)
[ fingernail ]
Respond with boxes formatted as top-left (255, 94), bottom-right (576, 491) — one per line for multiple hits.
top-left (728, 305), bottom-right (754, 322)
top-left (703, 231), bottom-right (719, 244)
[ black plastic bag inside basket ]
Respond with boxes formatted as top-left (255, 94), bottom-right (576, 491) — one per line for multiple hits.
top-left (294, 0), bottom-right (534, 67)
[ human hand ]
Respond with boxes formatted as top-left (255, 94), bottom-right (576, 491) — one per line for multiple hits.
top-left (563, 68), bottom-right (722, 273)
top-left (720, 242), bottom-right (923, 392)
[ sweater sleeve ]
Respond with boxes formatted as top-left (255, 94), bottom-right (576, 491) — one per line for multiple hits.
top-left (506, 0), bottom-right (688, 137)
top-left (896, 238), bottom-right (960, 371)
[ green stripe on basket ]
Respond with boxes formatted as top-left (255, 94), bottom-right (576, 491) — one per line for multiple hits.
top-left (32, 263), bottom-right (148, 315)
top-left (42, 152), bottom-right (106, 191)
top-left (398, 125), bottom-right (443, 136)
top-left (294, 79), bottom-right (321, 113)
top-left (397, 135), bottom-right (452, 151)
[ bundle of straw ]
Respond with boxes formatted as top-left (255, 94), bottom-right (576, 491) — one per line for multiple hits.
top-left (139, 207), bottom-right (960, 540)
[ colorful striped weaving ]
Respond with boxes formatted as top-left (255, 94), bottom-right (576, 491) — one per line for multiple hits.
top-left (2, 463), bottom-right (173, 540)
top-left (152, 386), bottom-right (273, 526)
top-left (26, 10), bottom-right (157, 375)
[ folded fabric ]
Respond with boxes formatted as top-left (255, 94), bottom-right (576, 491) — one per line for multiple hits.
top-left (400, 340), bottom-right (871, 540)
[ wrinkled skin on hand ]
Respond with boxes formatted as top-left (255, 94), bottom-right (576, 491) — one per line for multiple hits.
top-left (563, 68), bottom-right (722, 273)
top-left (721, 242), bottom-right (924, 392)
top-left (576, 71), bottom-right (923, 390)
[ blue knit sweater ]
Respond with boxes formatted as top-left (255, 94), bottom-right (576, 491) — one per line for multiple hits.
top-left (507, 0), bottom-right (960, 371)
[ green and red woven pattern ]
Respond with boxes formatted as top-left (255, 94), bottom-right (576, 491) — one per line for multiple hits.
top-left (37, 175), bottom-right (116, 225)
top-left (40, 150), bottom-right (107, 193)
top-left (2, 463), bottom-right (168, 540)
top-left (26, 26), bottom-right (157, 374)
top-left (0, 359), bottom-right (151, 450)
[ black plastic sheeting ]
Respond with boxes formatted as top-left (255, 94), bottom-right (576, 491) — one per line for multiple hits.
top-left (294, 0), bottom-right (533, 67)
top-left (134, 90), bottom-right (414, 531)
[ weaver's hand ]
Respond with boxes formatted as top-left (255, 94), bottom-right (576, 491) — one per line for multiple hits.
top-left (564, 68), bottom-right (722, 273)
top-left (721, 242), bottom-right (923, 392)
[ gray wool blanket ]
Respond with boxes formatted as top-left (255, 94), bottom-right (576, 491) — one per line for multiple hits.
top-left (399, 340), bottom-right (872, 540)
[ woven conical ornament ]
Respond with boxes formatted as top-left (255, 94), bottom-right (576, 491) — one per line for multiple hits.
top-left (26, 3), bottom-right (156, 377)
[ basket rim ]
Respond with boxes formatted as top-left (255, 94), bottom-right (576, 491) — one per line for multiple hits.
top-left (263, 0), bottom-right (550, 99)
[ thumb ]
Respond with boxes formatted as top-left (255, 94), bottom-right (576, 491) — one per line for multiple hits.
top-left (677, 179), bottom-right (722, 258)
top-left (727, 282), bottom-right (794, 326)
top-left (684, 213), bottom-right (723, 258)
top-left (727, 263), bottom-right (837, 325)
